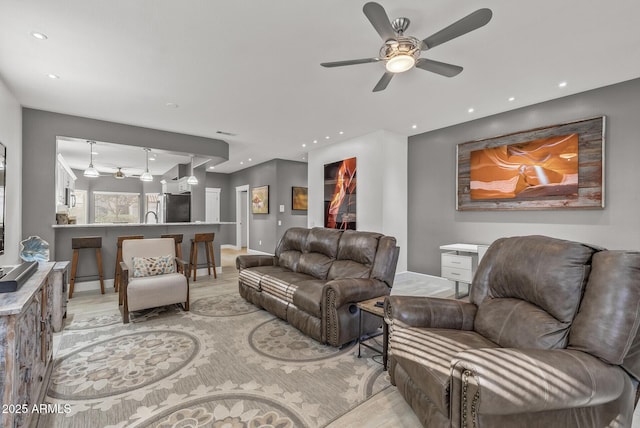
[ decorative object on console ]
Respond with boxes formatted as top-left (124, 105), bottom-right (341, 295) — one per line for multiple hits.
top-left (251, 185), bottom-right (269, 214)
top-left (324, 157), bottom-right (356, 229)
top-left (291, 186), bottom-right (308, 211)
top-left (456, 116), bottom-right (605, 210)
top-left (19, 235), bottom-right (50, 263)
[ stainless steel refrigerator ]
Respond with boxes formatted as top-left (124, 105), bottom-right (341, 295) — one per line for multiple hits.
top-left (161, 193), bottom-right (191, 223)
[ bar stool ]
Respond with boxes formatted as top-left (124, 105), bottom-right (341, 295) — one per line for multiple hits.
top-left (189, 233), bottom-right (217, 281)
top-left (69, 236), bottom-right (105, 299)
top-left (161, 234), bottom-right (184, 273)
top-left (114, 235), bottom-right (144, 294)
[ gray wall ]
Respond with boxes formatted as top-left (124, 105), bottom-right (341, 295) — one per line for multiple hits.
top-left (225, 159), bottom-right (307, 252)
top-left (205, 171), bottom-right (232, 221)
top-left (22, 108), bottom-right (228, 259)
top-left (408, 77), bottom-right (640, 275)
top-left (275, 159), bottom-right (308, 244)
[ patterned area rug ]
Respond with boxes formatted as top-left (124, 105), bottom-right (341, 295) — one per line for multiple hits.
top-left (41, 291), bottom-right (388, 427)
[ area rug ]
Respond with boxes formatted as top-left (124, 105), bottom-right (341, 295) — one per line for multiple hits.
top-left (40, 290), bottom-right (389, 427)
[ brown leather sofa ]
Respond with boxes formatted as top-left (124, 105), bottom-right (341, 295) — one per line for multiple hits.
top-left (385, 235), bottom-right (640, 428)
top-left (236, 227), bottom-right (399, 347)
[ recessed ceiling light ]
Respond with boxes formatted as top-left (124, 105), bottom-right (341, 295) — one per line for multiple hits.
top-left (411, 124), bottom-right (417, 129)
top-left (208, 166), bottom-right (215, 170)
top-left (468, 108), bottom-right (475, 113)
top-left (31, 31), bottom-right (48, 40)
top-left (240, 161), bottom-right (244, 165)
top-left (508, 97), bottom-right (515, 102)
top-left (302, 156), bottom-right (306, 160)
top-left (558, 81), bottom-right (567, 88)
top-left (165, 102), bottom-right (179, 108)
top-left (248, 158), bottom-right (252, 162)
top-left (325, 136), bottom-right (330, 140)
top-left (339, 131), bottom-right (344, 135)
top-left (313, 140), bottom-right (318, 144)
top-left (47, 73), bottom-right (59, 79)
top-left (302, 143), bottom-right (306, 148)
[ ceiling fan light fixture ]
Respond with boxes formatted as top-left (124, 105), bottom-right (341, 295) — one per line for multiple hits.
top-left (114, 167), bottom-right (125, 179)
top-left (385, 54), bottom-right (416, 73)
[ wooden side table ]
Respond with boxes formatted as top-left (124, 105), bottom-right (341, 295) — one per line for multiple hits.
top-left (356, 297), bottom-right (389, 370)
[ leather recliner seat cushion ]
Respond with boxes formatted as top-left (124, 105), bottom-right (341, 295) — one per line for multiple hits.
top-left (390, 327), bottom-right (499, 415)
top-left (260, 271), bottom-right (317, 304)
top-left (239, 265), bottom-right (290, 291)
top-left (472, 235), bottom-right (599, 349)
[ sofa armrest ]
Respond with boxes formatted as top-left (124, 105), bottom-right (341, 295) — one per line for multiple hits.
top-left (450, 348), bottom-right (627, 422)
top-left (235, 254), bottom-right (277, 270)
top-left (385, 296), bottom-right (476, 330)
top-left (324, 278), bottom-right (390, 308)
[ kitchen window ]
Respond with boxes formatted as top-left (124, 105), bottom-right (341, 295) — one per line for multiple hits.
top-left (94, 191), bottom-right (140, 224)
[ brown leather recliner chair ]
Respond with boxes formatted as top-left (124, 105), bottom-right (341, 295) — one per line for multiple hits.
top-left (385, 235), bottom-right (640, 428)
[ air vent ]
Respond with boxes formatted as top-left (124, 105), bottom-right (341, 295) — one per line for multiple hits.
top-left (216, 130), bottom-right (237, 137)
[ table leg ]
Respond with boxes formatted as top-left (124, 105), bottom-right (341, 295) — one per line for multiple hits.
top-left (358, 308), bottom-right (363, 358)
top-left (383, 320), bottom-right (388, 370)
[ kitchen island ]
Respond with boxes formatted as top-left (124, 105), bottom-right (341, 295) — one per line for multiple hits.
top-left (52, 222), bottom-right (236, 292)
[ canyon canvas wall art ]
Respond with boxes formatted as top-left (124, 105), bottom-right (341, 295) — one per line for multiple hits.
top-left (457, 116), bottom-right (604, 210)
top-left (324, 157), bottom-right (356, 229)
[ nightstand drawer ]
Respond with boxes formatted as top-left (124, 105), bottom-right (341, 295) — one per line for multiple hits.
top-left (442, 266), bottom-right (473, 283)
top-left (441, 253), bottom-right (473, 270)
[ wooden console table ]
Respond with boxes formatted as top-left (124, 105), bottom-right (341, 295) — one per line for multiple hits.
top-left (0, 262), bottom-right (56, 428)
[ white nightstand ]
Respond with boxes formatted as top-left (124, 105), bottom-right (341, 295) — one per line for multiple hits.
top-left (439, 243), bottom-right (489, 298)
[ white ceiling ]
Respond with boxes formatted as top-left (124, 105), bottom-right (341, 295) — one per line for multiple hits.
top-left (1, 1), bottom-right (639, 174)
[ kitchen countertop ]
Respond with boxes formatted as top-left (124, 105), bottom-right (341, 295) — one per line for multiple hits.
top-left (52, 221), bottom-right (236, 228)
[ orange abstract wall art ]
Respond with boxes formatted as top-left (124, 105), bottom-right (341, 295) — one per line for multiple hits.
top-left (470, 134), bottom-right (579, 200)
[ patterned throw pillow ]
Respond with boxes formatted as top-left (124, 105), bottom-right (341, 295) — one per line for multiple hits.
top-left (132, 255), bottom-right (175, 278)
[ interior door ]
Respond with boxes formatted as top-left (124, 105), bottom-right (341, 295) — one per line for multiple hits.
top-left (205, 188), bottom-right (221, 223)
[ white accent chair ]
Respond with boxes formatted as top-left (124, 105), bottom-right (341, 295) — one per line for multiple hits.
top-left (120, 238), bottom-right (190, 323)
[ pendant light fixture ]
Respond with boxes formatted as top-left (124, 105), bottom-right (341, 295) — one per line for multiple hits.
top-left (139, 148), bottom-right (153, 182)
top-left (83, 140), bottom-right (100, 178)
top-left (187, 155), bottom-right (198, 185)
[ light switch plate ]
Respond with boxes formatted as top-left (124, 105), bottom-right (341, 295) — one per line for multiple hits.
top-left (279, 204), bottom-right (285, 212)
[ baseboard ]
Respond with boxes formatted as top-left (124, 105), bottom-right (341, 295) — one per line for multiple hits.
top-left (247, 248), bottom-right (274, 256)
top-left (220, 244), bottom-right (236, 250)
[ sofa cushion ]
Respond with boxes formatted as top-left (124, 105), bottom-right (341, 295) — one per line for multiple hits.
top-left (275, 227), bottom-right (309, 256)
top-left (279, 250), bottom-right (302, 272)
top-left (304, 227), bottom-right (342, 258)
top-left (261, 271), bottom-right (316, 304)
top-left (336, 230), bottom-right (381, 265)
top-left (239, 265), bottom-right (290, 291)
top-left (292, 280), bottom-right (327, 318)
top-left (298, 252), bottom-right (334, 279)
top-left (327, 260), bottom-right (371, 280)
top-left (390, 327), bottom-right (499, 415)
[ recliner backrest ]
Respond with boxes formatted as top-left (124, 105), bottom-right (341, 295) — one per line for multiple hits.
top-left (297, 227), bottom-right (342, 279)
top-left (471, 235), bottom-right (600, 350)
top-left (275, 227), bottom-right (310, 272)
top-left (328, 230), bottom-right (381, 280)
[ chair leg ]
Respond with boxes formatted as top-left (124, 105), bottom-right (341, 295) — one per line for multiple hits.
top-left (205, 242), bottom-right (212, 276)
top-left (208, 241), bottom-right (217, 278)
top-left (114, 247), bottom-right (121, 292)
top-left (69, 249), bottom-right (79, 299)
top-left (95, 248), bottom-right (105, 294)
top-left (192, 242), bottom-right (198, 282)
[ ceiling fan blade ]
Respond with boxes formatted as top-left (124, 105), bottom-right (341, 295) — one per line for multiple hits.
top-left (373, 72), bottom-right (394, 92)
top-left (321, 58), bottom-right (381, 68)
top-left (421, 8), bottom-right (492, 50)
top-left (415, 58), bottom-right (463, 77)
top-left (363, 2), bottom-right (395, 41)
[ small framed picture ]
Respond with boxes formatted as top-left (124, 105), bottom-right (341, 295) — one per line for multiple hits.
top-left (292, 186), bottom-right (308, 211)
top-left (251, 185), bottom-right (269, 214)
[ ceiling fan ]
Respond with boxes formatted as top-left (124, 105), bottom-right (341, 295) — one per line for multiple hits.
top-left (320, 2), bottom-right (492, 92)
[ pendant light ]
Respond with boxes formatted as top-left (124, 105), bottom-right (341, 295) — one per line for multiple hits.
top-left (187, 155), bottom-right (198, 185)
top-left (139, 148), bottom-right (153, 182)
top-left (83, 141), bottom-right (100, 178)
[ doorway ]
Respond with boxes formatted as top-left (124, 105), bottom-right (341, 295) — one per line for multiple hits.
top-left (235, 185), bottom-right (249, 250)
top-left (205, 187), bottom-right (221, 222)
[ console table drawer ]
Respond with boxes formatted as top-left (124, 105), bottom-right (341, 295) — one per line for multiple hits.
top-left (441, 253), bottom-right (473, 270)
top-left (442, 266), bottom-right (473, 283)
